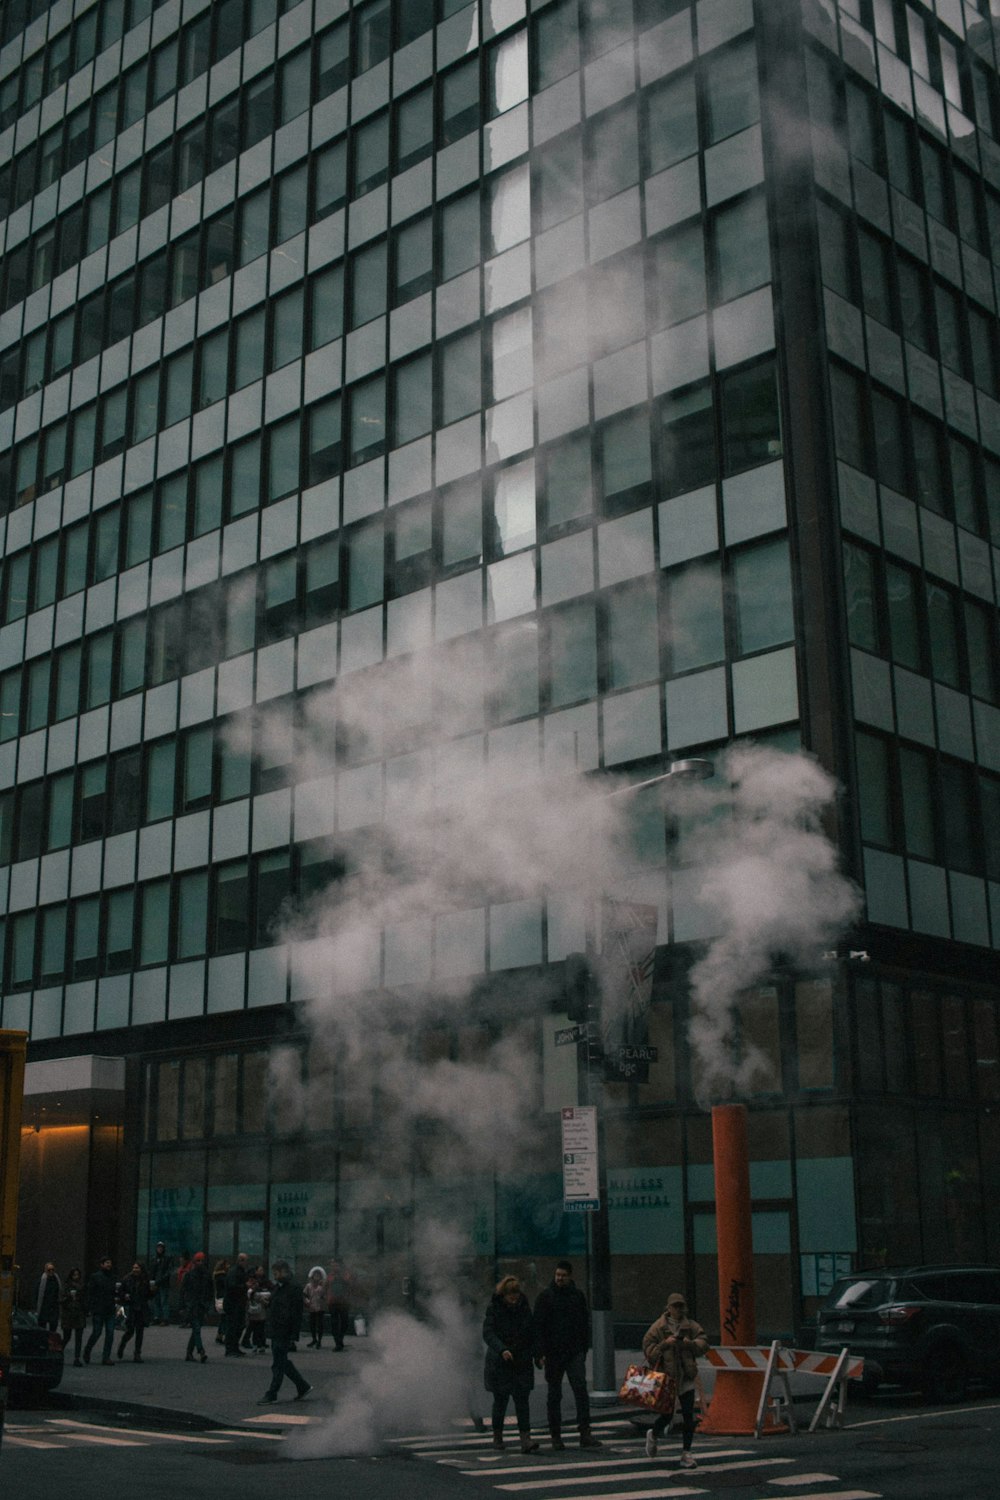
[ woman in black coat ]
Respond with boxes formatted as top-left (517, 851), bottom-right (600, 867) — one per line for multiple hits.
top-left (117, 1262), bottom-right (152, 1362)
top-left (483, 1276), bottom-right (539, 1454)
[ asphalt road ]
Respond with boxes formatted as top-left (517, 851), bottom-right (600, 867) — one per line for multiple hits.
top-left (2, 1389), bottom-right (999, 1500)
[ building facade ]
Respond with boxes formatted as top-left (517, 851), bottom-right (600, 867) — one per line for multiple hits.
top-left (0, 0), bottom-right (999, 1337)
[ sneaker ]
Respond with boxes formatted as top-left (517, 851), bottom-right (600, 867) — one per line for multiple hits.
top-left (579, 1432), bottom-right (602, 1449)
top-left (550, 1437), bottom-right (565, 1451)
top-left (679, 1452), bottom-right (697, 1470)
top-left (257, 1393), bottom-right (278, 1404)
top-left (294, 1384), bottom-right (313, 1402)
top-left (645, 1430), bottom-right (658, 1458)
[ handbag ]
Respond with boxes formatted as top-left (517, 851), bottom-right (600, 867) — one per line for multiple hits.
top-left (617, 1363), bottom-right (676, 1416)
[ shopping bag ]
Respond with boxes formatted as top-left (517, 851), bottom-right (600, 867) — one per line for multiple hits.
top-left (617, 1363), bottom-right (676, 1415)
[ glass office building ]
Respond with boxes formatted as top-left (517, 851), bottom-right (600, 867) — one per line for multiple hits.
top-left (2, 0), bottom-right (999, 1336)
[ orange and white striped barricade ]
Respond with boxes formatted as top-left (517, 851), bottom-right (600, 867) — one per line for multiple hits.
top-left (794, 1348), bottom-right (866, 1432)
top-left (703, 1344), bottom-right (798, 1437)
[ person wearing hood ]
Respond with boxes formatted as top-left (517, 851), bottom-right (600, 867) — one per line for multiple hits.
top-left (181, 1252), bottom-right (212, 1363)
top-left (60, 1268), bottom-right (87, 1366)
top-left (640, 1292), bottom-right (709, 1469)
top-left (482, 1276), bottom-right (539, 1454)
top-left (303, 1266), bottom-right (327, 1347)
top-left (532, 1261), bottom-right (601, 1450)
top-left (36, 1262), bottom-right (61, 1331)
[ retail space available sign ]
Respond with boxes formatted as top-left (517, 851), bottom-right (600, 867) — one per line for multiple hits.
top-left (561, 1105), bottom-right (599, 1212)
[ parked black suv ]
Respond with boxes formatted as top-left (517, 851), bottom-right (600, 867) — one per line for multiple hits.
top-left (815, 1265), bottom-right (1000, 1401)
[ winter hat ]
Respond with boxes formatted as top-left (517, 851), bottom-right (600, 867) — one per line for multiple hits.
top-left (309, 1265), bottom-right (325, 1278)
top-left (193, 1252), bottom-right (206, 1262)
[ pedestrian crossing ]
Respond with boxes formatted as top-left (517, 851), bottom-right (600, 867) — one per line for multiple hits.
top-left (390, 1414), bottom-right (883, 1500)
top-left (0, 1417), bottom-right (283, 1451)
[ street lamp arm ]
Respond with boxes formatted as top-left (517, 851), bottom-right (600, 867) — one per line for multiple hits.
top-left (599, 759), bottom-right (715, 799)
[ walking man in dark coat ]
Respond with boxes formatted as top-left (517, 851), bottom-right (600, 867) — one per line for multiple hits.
top-left (533, 1260), bottom-right (601, 1450)
top-left (258, 1259), bottom-right (311, 1403)
top-left (224, 1252), bottom-right (249, 1356)
top-left (83, 1256), bottom-right (118, 1366)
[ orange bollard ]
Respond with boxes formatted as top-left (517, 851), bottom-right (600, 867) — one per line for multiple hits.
top-left (698, 1102), bottom-right (786, 1435)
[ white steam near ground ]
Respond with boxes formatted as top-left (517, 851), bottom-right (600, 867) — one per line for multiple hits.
top-left (260, 651), bottom-right (858, 1454)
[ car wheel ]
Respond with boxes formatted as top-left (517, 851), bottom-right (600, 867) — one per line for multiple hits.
top-left (923, 1347), bottom-right (968, 1403)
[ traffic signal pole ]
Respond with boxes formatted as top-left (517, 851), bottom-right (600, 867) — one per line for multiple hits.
top-left (0, 1030), bottom-right (28, 1454)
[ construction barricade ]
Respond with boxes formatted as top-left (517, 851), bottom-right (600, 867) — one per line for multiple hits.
top-left (702, 1343), bottom-right (865, 1438)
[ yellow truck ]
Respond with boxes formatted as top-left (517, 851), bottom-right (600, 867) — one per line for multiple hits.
top-left (0, 1031), bottom-right (27, 1454)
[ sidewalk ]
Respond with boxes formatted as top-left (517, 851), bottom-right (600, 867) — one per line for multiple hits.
top-left (56, 1324), bottom-right (373, 1428)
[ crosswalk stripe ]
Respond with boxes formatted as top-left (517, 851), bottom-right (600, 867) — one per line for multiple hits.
top-left (1, 1436), bottom-right (64, 1449)
top-left (214, 1428), bottom-right (286, 1441)
top-left (42, 1432), bottom-right (146, 1447)
top-left (495, 1457), bottom-right (796, 1490)
top-left (46, 1418), bottom-right (228, 1445)
top-left (760, 1493), bottom-right (879, 1500)
top-left (459, 1450), bottom-right (753, 1478)
top-left (244, 1412), bottom-right (315, 1425)
top-left (769, 1477), bottom-right (841, 1487)
top-left (486, 1488), bottom-right (706, 1500)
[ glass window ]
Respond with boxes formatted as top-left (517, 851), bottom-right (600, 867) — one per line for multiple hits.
top-left (489, 165), bottom-right (530, 256)
top-left (238, 188), bottom-right (271, 268)
top-left (704, 38), bottom-right (760, 146)
top-left (941, 761), bottom-right (977, 873)
top-left (441, 190), bottom-right (481, 281)
top-left (261, 555), bottom-right (298, 642)
top-left (219, 720), bottom-right (253, 802)
top-left (441, 59), bottom-right (480, 145)
top-left (106, 889), bottom-right (135, 973)
top-left (883, 111), bottom-right (917, 198)
top-left (33, 537), bottom-right (59, 612)
top-left (588, 103), bottom-right (639, 203)
top-left (602, 409), bottom-right (652, 514)
top-left (855, 730), bottom-right (892, 844)
top-left (396, 84), bottom-right (434, 172)
top-left (163, 348), bottom-right (194, 428)
top-left (651, 224), bottom-right (706, 329)
top-left (349, 376), bottom-right (387, 464)
top-left (198, 328), bottom-right (229, 411)
top-left (491, 306), bottom-right (533, 401)
top-left (607, 581), bottom-right (659, 690)
top-left (192, 455), bottom-right (223, 538)
top-left (664, 562), bottom-right (723, 673)
top-left (110, 750), bottom-right (142, 835)
top-left (225, 577), bottom-right (257, 658)
top-left (214, 861), bottom-right (249, 952)
top-left (399, 0), bottom-right (435, 47)
top-left (732, 538), bottom-right (794, 655)
top-left (660, 384), bottom-right (716, 497)
top-left (713, 194), bottom-right (771, 305)
top-left (441, 478), bottom-right (483, 567)
top-left (230, 436), bottom-right (263, 516)
top-left (885, 562), bottom-right (923, 671)
top-left (646, 72), bottom-right (697, 175)
top-left (492, 460), bottom-right (536, 555)
top-left (183, 726), bottom-right (214, 812)
top-left (535, 0), bottom-right (580, 90)
top-left (77, 762), bottom-right (107, 843)
top-left (25, 659), bottom-right (50, 734)
top-left (304, 538), bottom-right (340, 624)
top-left (911, 414), bottom-right (946, 516)
top-left (54, 645), bottom-right (81, 722)
top-left (307, 395), bottom-right (342, 484)
top-left (46, 771), bottom-right (74, 852)
top-left (970, 308), bottom-right (998, 398)
top-left (85, 631), bottom-right (114, 710)
top-left (353, 111), bottom-right (390, 195)
top-left (490, 30), bottom-right (529, 118)
top-left (255, 851), bottom-right (291, 944)
top-left (279, 47), bottom-right (310, 125)
top-left (829, 363), bottom-right (871, 473)
top-left (317, 20), bottom-right (349, 99)
top-left (845, 80), bottom-right (878, 168)
top-left (314, 139), bottom-right (347, 222)
top-left (270, 287), bottom-right (304, 371)
top-left (921, 138), bottom-right (952, 226)
top-left (235, 308), bottom-right (266, 390)
top-left (9, 910), bottom-right (35, 990)
top-left (721, 359), bottom-right (782, 474)
top-left (439, 331), bottom-right (482, 426)
top-left (898, 257), bottom-right (932, 353)
top-left (926, 582), bottom-right (960, 688)
top-left (548, 601), bottom-right (598, 707)
top-left (355, 0), bottom-right (391, 75)
top-left (543, 433), bottom-right (592, 529)
top-left (965, 601), bottom-right (997, 704)
top-left (394, 215), bottom-right (434, 305)
top-left (899, 743), bottom-right (936, 859)
top-left (309, 264), bottom-right (345, 351)
top-left (858, 229), bottom-right (893, 326)
top-left (145, 739), bottom-right (177, 823)
top-left (491, 621), bottom-right (539, 721)
top-left (276, 165), bottom-right (308, 244)
top-left (350, 241), bottom-right (388, 330)
top-left (139, 880), bottom-right (170, 966)
top-left (393, 354), bottom-right (434, 448)
top-left (177, 870), bottom-right (209, 959)
top-left (40, 905), bottom-right (66, 983)
top-left (346, 520), bottom-right (384, 610)
top-left (935, 284), bottom-right (967, 377)
top-left (843, 541), bottom-right (880, 652)
top-left (4, 552), bottom-right (30, 624)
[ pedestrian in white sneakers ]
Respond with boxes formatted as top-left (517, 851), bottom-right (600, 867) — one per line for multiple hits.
top-left (640, 1293), bottom-right (708, 1469)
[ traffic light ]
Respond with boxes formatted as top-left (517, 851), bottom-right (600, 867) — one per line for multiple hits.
top-left (564, 951), bottom-right (595, 1023)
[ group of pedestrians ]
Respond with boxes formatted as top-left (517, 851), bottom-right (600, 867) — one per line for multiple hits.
top-left (482, 1260), bottom-right (708, 1469)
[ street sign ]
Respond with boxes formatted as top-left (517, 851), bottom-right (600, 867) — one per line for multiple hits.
top-left (561, 1105), bottom-right (599, 1212)
top-left (555, 1023), bottom-right (587, 1047)
top-left (604, 1043), bottom-right (659, 1084)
